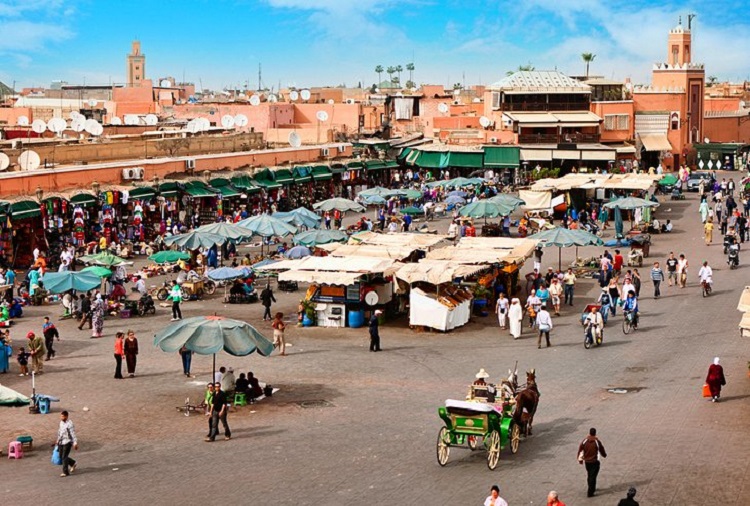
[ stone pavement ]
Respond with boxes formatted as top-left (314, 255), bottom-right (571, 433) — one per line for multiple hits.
top-left (1, 178), bottom-right (749, 505)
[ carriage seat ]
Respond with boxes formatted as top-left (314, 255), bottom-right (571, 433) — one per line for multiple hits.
top-left (445, 399), bottom-right (495, 414)
top-left (466, 384), bottom-right (496, 403)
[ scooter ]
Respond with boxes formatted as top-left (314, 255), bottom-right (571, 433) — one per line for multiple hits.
top-left (584, 322), bottom-right (603, 349)
top-left (728, 244), bottom-right (740, 269)
top-left (723, 235), bottom-right (737, 254)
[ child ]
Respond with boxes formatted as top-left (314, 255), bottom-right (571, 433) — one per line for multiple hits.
top-left (17, 346), bottom-right (30, 376)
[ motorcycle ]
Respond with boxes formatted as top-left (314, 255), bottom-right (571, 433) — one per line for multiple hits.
top-left (727, 244), bottom-right (739, 269)
top-left (137, 294), bottom-right (156, 316)
top-left (584, 321), bottom-right (603, 349)
top-left (723, 234), bottom-right (738, 254)
top-left (622, 310), bottom-right (638, 334)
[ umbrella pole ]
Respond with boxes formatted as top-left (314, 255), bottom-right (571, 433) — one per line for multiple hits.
top-left (558, 247), bottom-right (562, 271)
top-left (212, 354), bottom-right (216, 385)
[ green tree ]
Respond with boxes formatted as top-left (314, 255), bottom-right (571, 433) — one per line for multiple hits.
top-left (375, 65), bottom-right (383, 85)
top-left (405, 80), bottom-right (416, 89)
top-left (707, 75), bottom-right (718, 86)
top-left (386, 66), bottom-right (396, 85)
top-left (395, 65), bottom-right (403, 84)
top-left (581, 53), bottom-right (596, 78)
top-left (406, 62), bottom-right (415, 84)
top-left (506, 63), bottom-right (535, 76)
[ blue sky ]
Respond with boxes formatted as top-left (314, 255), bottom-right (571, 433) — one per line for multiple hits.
top-left (1, 0), bottom-right (749, 91)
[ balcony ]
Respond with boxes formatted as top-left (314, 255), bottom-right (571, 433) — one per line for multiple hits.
top-left (519, 133), bottom-right (601, 144)
top-left (503, 102), bottom-right (591, 112)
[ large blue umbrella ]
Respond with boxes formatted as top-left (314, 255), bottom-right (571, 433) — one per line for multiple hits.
top-left (458, 200), bottom-right (515, 219)
top-left (448, 190), bottom-right (468, 198)
top-left (445, 195), bottom-right (466, 205)
top-left (154, 315), bottom-right (274, 379)
top-left (293, 229), bottom-right (348, 247)
top-left (313, 197), bottom-right (365, 213)
top-left (41, 271), bottom-right (102, 294)
top-left (164, 230), bottom-right (226, 250)
top-left (196, 222), bottom-right (253, 242)
top-left (488, 194), bottom-right (525, 211)
top-left (206, 267), bottom-right (247, 281)
top-left (362, 195), bottom-right (388, 205)
top-left (273, 211), bottom-right (320, 229)
top-left (238, 214), bottom-right (297, 238)
top-left (284, 245), bottom-right (312, 259)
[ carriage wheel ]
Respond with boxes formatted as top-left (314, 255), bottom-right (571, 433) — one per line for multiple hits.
top-left (487, 430), bottom-right (501, 470)
top-left (467, 435), bottom-right (478, 451)
top-left (204, 280), bottom-right (217, 295)
top-left (509, 423), bottom-right (521, 454)
top-left (436, 427), bottom-right (451, 466)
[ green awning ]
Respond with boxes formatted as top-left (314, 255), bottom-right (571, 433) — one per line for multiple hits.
top-left (415, 151), bottom-right (449, 169)
top-left (10, 200), bottom-right (41, 220)
top-left (209, 177), bottom-right (232, 187)
top-left (447, 152), bottom-right (484, 169)
top-left (216, 185), bottom-right (240, 197)
top-left (383, 161), bottom-right (399, 169)
top-left (484, 146), bottom-right (520, 168)
top-left (128, 186), bottom-right (156, 199)
top-left (273, 169), bottom-right (294, 185)
top-left (365, 160), bottom-right (386, 171)
top-left (158, 182), bottom-right (180, 197)
top-left (397, 147), bottom-right (412, 162)
top-left (293, 166), bottom-right (312, 183)
top-left (184, 181), bottom-right (217, 198)
top-left (70, 193), bottom-right (98, 206)
top-left (311, 165), bottom-right (333, 180)
top-left (231, 174), bottom-right (261, 193)
top-left (346, 161), bottom-right (364, 170)
top-left (252, 177), bottom-right (281, 190)
top-left (405, 149), bottom-right (420, 165)
top-left (330, 163), bottom-right (346, 174)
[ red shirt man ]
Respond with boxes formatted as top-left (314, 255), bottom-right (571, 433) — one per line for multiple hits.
top-left (613, 250), bottom-right (624, 273)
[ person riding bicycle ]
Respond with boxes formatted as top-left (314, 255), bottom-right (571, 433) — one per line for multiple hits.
top-left (621, 290), bottom-right (639, 327)
top-left (584, 305), bottom-right (604, 343)
top-left (698, 261), bottom-right (713, 288)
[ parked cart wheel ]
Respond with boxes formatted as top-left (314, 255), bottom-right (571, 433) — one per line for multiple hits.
top-left (436, 427), bottom-right (451, 466)
top-left (487, 430), bottom-right (501, 470)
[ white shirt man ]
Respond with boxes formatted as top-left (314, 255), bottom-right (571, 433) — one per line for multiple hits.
top-left (621, 279), bottom-right (636, 298)
top-left (698, 263), bottom-right (713, 285)
top-left (134, 277), bottom-right (146, 295)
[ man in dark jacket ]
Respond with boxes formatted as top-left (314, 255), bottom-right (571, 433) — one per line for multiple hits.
top-left (77, 293), bottom-right (92, 330)
top-left (368, 310), bottom-right (382, 352)
top-left (617, 487), bottom-right (639, 506)
top-left (260, 284), bottom-right (276, 321)
top-left (578, 427), bottom-right (607, 497)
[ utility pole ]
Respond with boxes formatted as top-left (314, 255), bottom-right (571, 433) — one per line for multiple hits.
top-left (258, 63), bottom-right (262, 92)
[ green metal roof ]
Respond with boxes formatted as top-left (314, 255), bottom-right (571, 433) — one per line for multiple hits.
top-left (330, 163), bottom-right (346, 174)
top-left (346, 161), bottom-right (364, 169)
top-left (184, 181), bottom-right (216, 198)
top-left (293, 166), bottom-right (312, 183)
top-left (397, 147), bottom-right (412, 162)
top-left (209, 177), bottom-right (232, 187)
top-left (216, 185), bottom-right (240, 197)
top-left (9, 199), bottom-right (41, 220)
top-left (158, 182), bottom-right (180, 197)
top-left (483, 145), bottom-right (520, 168)
top-left (70, 192), bottom-right (98, 206)
top-left (311, 165), bottom-right (333, 180)
top-left (252, 177), bottom-right (281, 190)
top-left (365, 160), bottom-right (387, 171)
top-left (273, 169), bottom-right (294, 184)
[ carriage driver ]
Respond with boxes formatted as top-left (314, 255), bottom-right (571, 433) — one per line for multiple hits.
top-left (468, 369), bottom-right (497, 403)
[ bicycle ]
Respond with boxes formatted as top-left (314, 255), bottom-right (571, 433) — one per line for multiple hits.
top-left (622, 310), bottom-right (638, 334)
top-left (701, 280), bottom-right (712, 297)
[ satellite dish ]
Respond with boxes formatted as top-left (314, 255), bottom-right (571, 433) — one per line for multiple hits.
top-left (288, 131), bottom-right (302, 148)
top-left (145, 114), bottom-right (158, 126)
top-left (0, 153), bottom-right (9, 171)
top-left (88, 99), bottom-right (98, 107)
top-left (289, 90), bottom-right (299, 101)
top-left (69, 111), bottom-right (81, 120)
top-left (472, 98), bottom-right (482, 103)
top-left (438, 103), bottom-right (449, 114)
top-left (249, 95), bottom-right (261, 106)
top-left (316, 110), bottom-right (329, 122)
top-left (160, 79), bottom-right (171, 87)
top-left (268, 94), bottom-right (278, 103)
top-left (71, 118), bottom-right (85, 132)
top-left (18, 150), bottom-right (41, 171)
top-left (479, 116), bottom-right (491, 128)
top-left (198, 118), bottom-right (211, 131)
top-left (300, 89), bottom-right (311, 101)
top-left (327, 99), bottom-right (335, 105)
top-left (186, 120), bottom-right (200, 134)
top-left (47, 118), bottom-right (66, 134)
top-left (84, 119), bottom-right (102, 135)
top-left (31, 119), bottom-right (47, 134)
top-left (364, 291), bottom-right (379, 306)
top-left (110, 116), bottom-right (122, 125)
top-left (17, 116), bottom-right (29, 126)
top-left (704, 137), bottom-right (710, 143)
top-left (124, 114), bottom-right (139, 126)
top-left (234, 114), bottom-right (248, 127)
top-left (221, 114), bottom-right (235, 129)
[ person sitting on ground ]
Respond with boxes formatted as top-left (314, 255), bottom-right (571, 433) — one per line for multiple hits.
top-left (247, 371), bottom-right (263, 400)
top-left (235, 373), bottom-right (249, 396)
top-left (220, 367), bottom-right (236, 395)
top-left (229, 280), bottom-right (245, 298)
top-left (662, 219), bottom-right (672, 233)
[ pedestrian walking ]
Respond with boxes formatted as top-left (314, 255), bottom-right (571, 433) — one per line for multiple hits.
top-left (562, 268), bottom-right (576, 305)
top-left (596, 287), bottom-right (612, 324)
top-left (704, 218), bottom-right (714, 245)
top-left (77, 293), bottom-right (92, 330)
top-left (577, 427), bottom-right (607, 498)
top-left (495, 293), bottom-right (509, 329)
top-left (533, 246), bottom-right (543, 272)
top-left (180, 345), bottom-right (193, 377)
top-left (677, 253), bottom-right (689, 288)
top-left (169, 281), bottom-right (183, 321)
top-left (42, 316), bottom-right (59, 360)
top-left (271, 312), bottom-right (287, 356)
top-left (617, 487), bottom-right (640, 506)
top-left (91, 294), bottom-right (104, 338)
top-left (483, 484), bottom-right (508, 506)
top-left (666, 251), bottom-right (678, 286)
top-left (699, 198), bottom-right (709, 223)
top-left (113, 332), bottom-right (124, 379)
top-left (546, 490), bottom-right (566, 506)
top-left (123, 330), bottom-right (139, 377)
top-left (260, 283), bottom-right (276, 321)
top-left (368, 309), bottom-right (382, 351)
top-left (705, 357), bottom-right (726, 402)
top-left (56, 410), bottom-right (78, 477)
top-left (508, 298), bottom-right (523, 339)
top-left (535, 304), bottom-right (553, 349)
top-left (650, 262), bottom-right (665, 299)
top-left (205, 382), bottom-right (231, 442)
top-left (26, 331), bottom-right (45, 374)
top-left (632, 269), bottom-right (641, 297)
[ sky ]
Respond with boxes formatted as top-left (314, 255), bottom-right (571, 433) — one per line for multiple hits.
top-left (1, 0), bottom-right (750, 91)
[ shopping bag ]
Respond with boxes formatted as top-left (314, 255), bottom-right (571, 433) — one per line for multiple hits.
top-left (51, 445), bottom-right (62, 465)
top-left (702, 384), bottom-right (711, 398)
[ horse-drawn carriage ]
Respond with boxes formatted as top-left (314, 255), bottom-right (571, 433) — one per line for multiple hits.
top-left (436, 368), bottom-right (539, 470)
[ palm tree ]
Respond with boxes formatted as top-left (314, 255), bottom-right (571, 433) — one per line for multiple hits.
top-left (406, 63), bottom-right (415, 85)
top-left (395, 65), bottom-right (403, 85)
top-left (581, 53), bottom-right (596, 78)
top-left (707, 76), bottom-right (718, 86)
top-left (375, 65), bottom-right (383, 86)
top-left (506, 63), bottom-right (535, 76)
top-left (386, 66), bottom-right (396, 86)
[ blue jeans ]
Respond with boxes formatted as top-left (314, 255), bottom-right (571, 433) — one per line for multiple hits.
top-left (181, 352), bottom-right (192, 375)
top-left (600, 304), bottom-right (610, 324)
top-left (610, 298), bottom-right (619, 315)
top-left (564, 284), bottom-right (574, 304)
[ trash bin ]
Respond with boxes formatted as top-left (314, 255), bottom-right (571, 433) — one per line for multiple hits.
top-left (347, 309), bottom-right (365, 328)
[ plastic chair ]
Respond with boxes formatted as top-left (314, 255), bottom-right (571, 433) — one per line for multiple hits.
top-left (233, 392), bottom-right (247, 407)
top-left (8, 441), bottom-right (23, 459)
top-left (16, 435), bottom-right (33, 451)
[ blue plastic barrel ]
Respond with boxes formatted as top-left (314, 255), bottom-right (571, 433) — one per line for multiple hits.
top-left (348, 310), bottom-right (365, 328)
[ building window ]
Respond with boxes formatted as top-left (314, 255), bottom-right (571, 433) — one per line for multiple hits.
top-left (672, 45), bottom-right (678, 65)
top-left (670, 112), bottom-right (680, 130)
top-left (135, 66), bottom-right (140, 70)
top-left (604, 114), bottom-right (629, 131)
top-left (491, 92), bottom-right (501, 110)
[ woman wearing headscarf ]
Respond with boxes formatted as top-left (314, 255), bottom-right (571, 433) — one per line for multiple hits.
top-left (699, 198), bottom-right (709, 223)
top-left (705, 357), bottom-right (726, 402)
top-left (91, 293), bottom-right (105, 338)
top-left (508, 298), bottom-right (523, 339)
